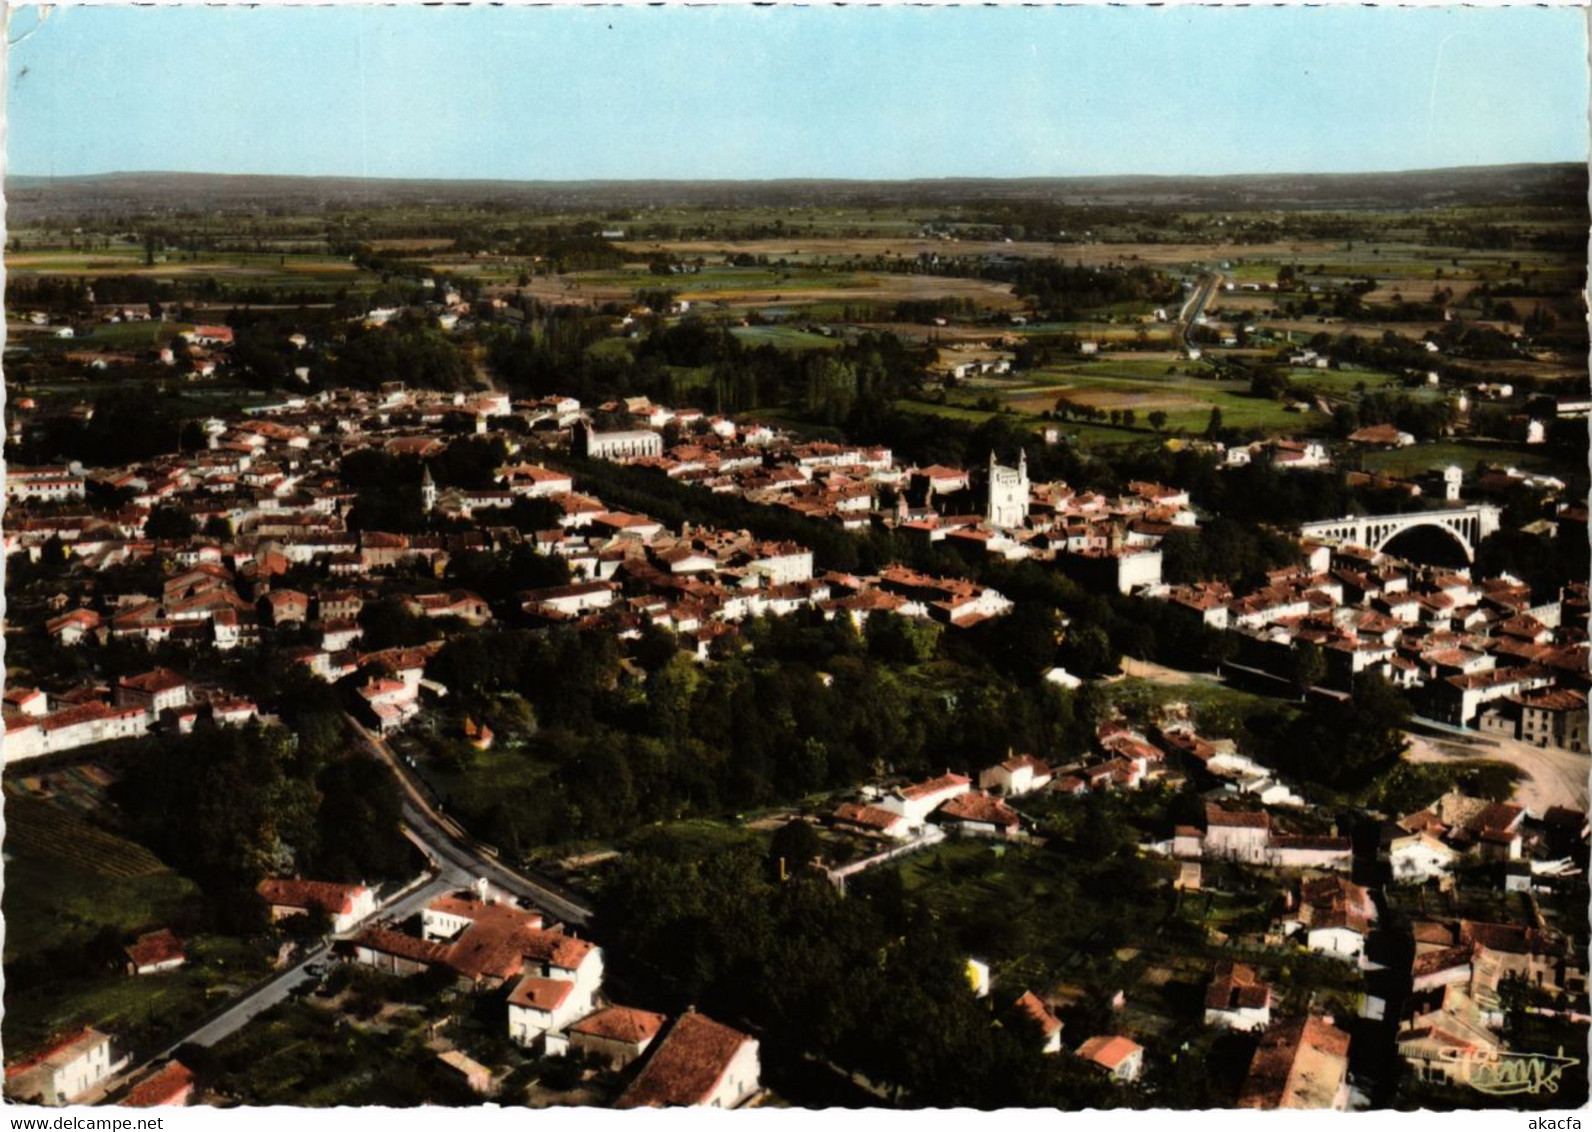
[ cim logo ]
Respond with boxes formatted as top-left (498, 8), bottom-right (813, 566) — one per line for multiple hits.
top-left (1444, 1046), bottom-right (1582, 1098)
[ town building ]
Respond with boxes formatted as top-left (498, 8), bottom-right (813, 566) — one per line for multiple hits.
top-left (569, 1006), bottom-right (669, 1068)
top-left (1237, 1016), bottom-right (1351, 1110)
top-left (615, 1011), bottom-right (761, 1109)
top-left (257, 878), bottom-right (376, 934)
top-left (1075, 1035), bottom-right (1144, 1083)
top-left (1204, 961), bottom-right (1273, 1032)
top-left (5, 1029), bottom-right (127, 1106)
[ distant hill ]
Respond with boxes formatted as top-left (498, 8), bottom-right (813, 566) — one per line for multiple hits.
top-left (6, 164), bottom-right (1587, 223)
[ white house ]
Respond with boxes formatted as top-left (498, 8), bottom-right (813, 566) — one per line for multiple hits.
top-left (256, 878), bottom-right (376, 934)
top-left (6, 464), bottom-right (86, 503)
top-left (510, 928), bottom-right (604, 1047)
top-left (569, 1006), bottom-right (669, 1068)
top-left (115, 668), bottom-right (193, 716)
top-left (977, 754), bottom-right (1053, 797)
top-left (832, 802), bottom-right (913, 841)
top-left (748, 545), bottom-right (815, 586)
top-left (124, 929), bottom-right (187, 976)
top-left (1387, 832), bottom-right (1461, 884)
top-left (878, 772), bottom-right (971, 827)
top-left (4, 701), bottom-right (151, 765)
top-left (522, 581), bottom-right (618, 619)
top-left (1203, 962), bottom-right (1272, 1032)
top-left (616, 1012), bottom-right (761, 1109)
top-left (1076, 1035), bottom-right (1144, 1083)
top-left (498, 463), bottom-right (574, 498)
top-left (5, 1029), bottom-right (127, 1106)
top-left (1280, 875), bottom-right (1375, 960)
top-left (1203, 806), bottom-right (1271, 864)
top-left (507, 975), bottom-right (591, 1046)
top-left (4, 687), bottom-right (48, 717)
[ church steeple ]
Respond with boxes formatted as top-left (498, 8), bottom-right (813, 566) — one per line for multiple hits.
top-left (420, 463), bottom-right (438, 513)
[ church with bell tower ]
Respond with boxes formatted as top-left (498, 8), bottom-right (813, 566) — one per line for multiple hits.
top-left (985, 449), bottom-right (1030, 530)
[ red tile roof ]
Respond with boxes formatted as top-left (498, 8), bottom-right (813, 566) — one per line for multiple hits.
top-left (118, 667), bottom-right (189, 694)
top-left (1015, 991), bottom-right (1063, 1037)
top-left (571, 1006), bottom-right (668, 1045)
top-left (937, 791), bottom-right (1020, 829)
top-left (257, 878), bottom-right (364, 917)
top-left (125, 929), bottom-right (185, 970)
top-left (616, 1012), bottom-right (755, 1109)
top-left (1205, 961), bottom-right (1271, 1011)
top-left (121, 1062), bottom-right (195, 1107)
top-left (351, 926), bottom-right (453, 966)
top-left (1237, 1016), bottom-right (1350, 1110)
top-left (1206, 805), bottom-right (1270, 829)
top-left (6, 1029), bottom-right (109, 1078)
top-left (506, 975), bottom-right (574, 1013)
top-left (1411, 945), bottom-right (1474, 980)
top-left (1076, 1034), bottom-right (1142, 1071)
top-left (897, 772), bottom-right (970, 801)
top-left (833, 802), bottom-right (905, 832)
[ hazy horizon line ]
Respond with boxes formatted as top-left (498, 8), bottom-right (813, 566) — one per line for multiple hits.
top-left (7, 160), bottom-right (1586, 188)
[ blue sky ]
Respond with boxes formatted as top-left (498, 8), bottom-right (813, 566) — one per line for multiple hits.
top-left (7, 5), bottom-right (1587, 180)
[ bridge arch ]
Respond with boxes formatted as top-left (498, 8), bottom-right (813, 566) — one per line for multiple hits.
top-left (1299, 505), bottom-right (1498, 566)
top-left (1375, 521), bottom-right (1473, 567)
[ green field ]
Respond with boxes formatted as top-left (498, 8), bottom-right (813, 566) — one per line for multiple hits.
top-left (1103, 673), bottom-right (1296, 717)
top-left (0, 791), bottom-right (233, 1055)
top-left (75, 321), bottom-right (183, 348)
top-left (987, 366), bottom-right (1326, 435)
top-left (892, 398), bottom-right (1146, 449)
top-left (402, 734), bottom-right (557, 832)
top-left (576, 266), bottom-right (884, 296)
top-left (2, 850), bottom-right (201, 967)
top-left (2, 796), bottom-right (201, 962)
top-left (1286, 365), bottom-right (1406, 395)
top-left (730, 325), bottom-right (845, 352)
top-left (586, 337), bottom-right (635, 362)
top-left (6, 248), bottom-right (360, 285)
top-left (1101, 675), bottom-right (1306, 752)
top-left (889, 820), bottom-right (1363, 1064)
top-left (4, 934), bottom-right (273, 1056)
top-left (1357, 438), bottom-right (1560, 477)
top-left (5, 794), bottom-right (170, 883)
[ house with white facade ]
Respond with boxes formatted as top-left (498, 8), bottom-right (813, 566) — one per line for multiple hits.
top-left (1279, 875), bottom-right (1375, 960)
top-left (257, 878), bottom-right (376, 934)
top-left (569, 1006), bottom-right (669, 1068)
top-left (616, 1012), bottom-right (761, 1109)
top-left (4, 1029), bottom-right (127, 1106)
top-left (1387, 831), bottom-right (1462, 884)
top-left (977, 754), bottom-right (1053, 797)
top-left (1204, 961), bottom-right (1273, 1032)
top-left (1076, 1035), bottom-right (1144, 1083)
top-left (115, 667), bottom-right (193, 716)
top-left (878, 772), bottom-right (971, 828)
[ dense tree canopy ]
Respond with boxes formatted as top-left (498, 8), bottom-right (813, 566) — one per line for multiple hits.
top-left (596, 830), bottom-right (1117, 1108)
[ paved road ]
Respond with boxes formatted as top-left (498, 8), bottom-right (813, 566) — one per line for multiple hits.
top-left (129, 712), bottom-right (597, 1068)
top-left (98, 721), bottom-right (598, 1096)
top-left (140, 871), bottom-right (454, 1066)
top-left (1178, 271), bottom-right (1223, 352)
top-left (345, 715), bottom-right (594, 927)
